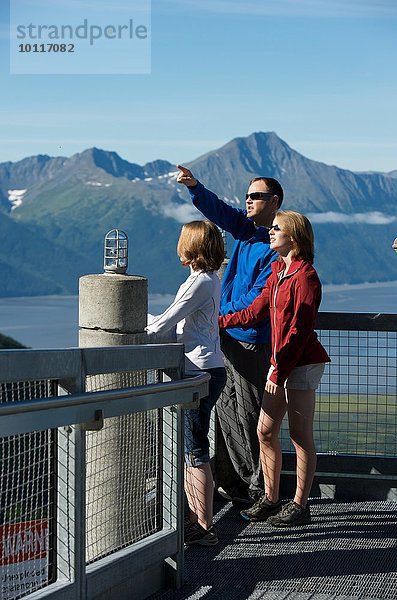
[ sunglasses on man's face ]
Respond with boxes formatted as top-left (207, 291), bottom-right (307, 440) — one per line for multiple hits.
top-left (245, 192), bottom-right (273, 201)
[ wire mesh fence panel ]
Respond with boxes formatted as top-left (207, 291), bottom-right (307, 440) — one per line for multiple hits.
top-left (0, 381), bottom-right (59, 600)
top-left (161, 404), bottom-right (178, 531)
top-left (85, 369), bottom-right (163, 564)
top-left (279, 328), bottom-right (397, 457)
top-left (0, 345), bottom-right (195, 599)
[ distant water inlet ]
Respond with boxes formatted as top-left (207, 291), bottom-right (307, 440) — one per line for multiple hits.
top-left (0, 294), bottom-right (174, 350)
top-left (0, 283), bottom-right (396, 350)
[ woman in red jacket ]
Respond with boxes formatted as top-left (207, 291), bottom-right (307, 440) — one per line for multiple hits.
top-left (219, 210), bottom-right (330, 527)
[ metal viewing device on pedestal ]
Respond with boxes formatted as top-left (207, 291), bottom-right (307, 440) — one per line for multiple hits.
top-left (104, 229), bottom-right (128, 274)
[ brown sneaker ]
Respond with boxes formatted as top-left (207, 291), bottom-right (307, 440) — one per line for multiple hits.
top-left (240, 494), bottom-right (282, 522)
top-left (267, 501), bottom-right (311, 527)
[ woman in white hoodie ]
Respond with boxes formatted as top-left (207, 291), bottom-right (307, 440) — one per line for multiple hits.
top-left (146, 220), bottom-right (226, 546)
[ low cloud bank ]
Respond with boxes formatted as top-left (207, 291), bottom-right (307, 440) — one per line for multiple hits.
top-left (161, 203), bottom-right (199, 224)
top-left (307, 211), bottom-right (396, 225)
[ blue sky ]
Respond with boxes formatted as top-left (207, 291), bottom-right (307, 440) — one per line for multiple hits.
top-left (1, 0), bottom-right (397, 172)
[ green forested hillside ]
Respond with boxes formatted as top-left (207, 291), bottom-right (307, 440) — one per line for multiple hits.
top-left (0, 332), bottom-right (27, 349)
top-left (1, 132), bottom-right (396, 297)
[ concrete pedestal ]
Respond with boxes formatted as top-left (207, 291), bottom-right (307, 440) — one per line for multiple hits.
top-left (79, 274), bottom-right (147, 333)
top-left (79, 273), bottom-right (151, 562)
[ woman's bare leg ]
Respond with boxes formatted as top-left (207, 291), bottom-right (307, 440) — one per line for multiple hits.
top-left (257, 388), bottom-right (287, 503)
top-left (286, 389), bottom-right (316, 508)
top-left (184, 463), bottom-right (214, 530)
top-left (184, 466), bottom-right (198, 524)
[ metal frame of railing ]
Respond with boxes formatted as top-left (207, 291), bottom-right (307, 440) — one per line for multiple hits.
top-left (0, 345), bottom-right (210, 600)
top-left (281, 312), bottom-right (397, 498)
top-left (1, 313), bottom-right (396, 599)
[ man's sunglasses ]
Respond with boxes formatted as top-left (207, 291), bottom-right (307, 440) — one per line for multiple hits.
top-left (245, 192), bottom-right (273, 201)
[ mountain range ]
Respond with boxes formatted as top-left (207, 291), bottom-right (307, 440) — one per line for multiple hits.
top-left (1, 131), bottom-right (396, 297)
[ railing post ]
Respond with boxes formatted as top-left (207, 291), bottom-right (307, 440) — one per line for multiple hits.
top-left (57, 354), bottom-right (86, 599)
top-left (161, 358), bottom-right (185, 589)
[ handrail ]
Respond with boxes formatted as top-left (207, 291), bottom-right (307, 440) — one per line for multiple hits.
top-left (0, 372), bottom-right (211, 437)
top-left (0, 343), bottom-right (186, 383)
top-left (0, 372), bottom-right (210, 417)
top-left (316, 311), bottom-right (397, 332)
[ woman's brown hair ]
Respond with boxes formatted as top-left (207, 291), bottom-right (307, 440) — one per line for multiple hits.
top-left (276, 210), bottom-right (315, 263)
top-left (177, 220), bottom-right (225, 272)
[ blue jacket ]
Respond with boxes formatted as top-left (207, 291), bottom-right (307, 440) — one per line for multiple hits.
top-left (188, 181), bottom-right (277, 344)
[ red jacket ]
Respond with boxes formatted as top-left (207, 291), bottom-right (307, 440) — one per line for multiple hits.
top-left (219, 258), bottom-right (330, 386)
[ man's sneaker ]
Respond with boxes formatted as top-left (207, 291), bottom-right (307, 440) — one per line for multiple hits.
top-left (267, 501), bottom-right (311, 527)
top-left (184, 523), bottom-right (219, 546)
top-left (232, 488), bottom-right (263, 508)
top-left (217, 486), bottom-right (259, 507)
top-left (217, 486), bottom-right (235, 501)
top-left (240, 494), bottom-right (282, 522)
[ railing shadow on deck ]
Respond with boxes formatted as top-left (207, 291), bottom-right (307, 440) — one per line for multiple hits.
top-left (151, 496), bottom-right (397, 600)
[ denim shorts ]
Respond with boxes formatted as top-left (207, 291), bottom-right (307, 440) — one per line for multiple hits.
top-left (184, 367), bottom-right (227, 467)
top-left (268, 363), bottom-right (326, 390)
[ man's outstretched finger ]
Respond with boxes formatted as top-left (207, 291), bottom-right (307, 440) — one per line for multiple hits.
top-left (176, 164), bottom-right (197, 187)
top-left (176, 164), bottom-right (192, 176)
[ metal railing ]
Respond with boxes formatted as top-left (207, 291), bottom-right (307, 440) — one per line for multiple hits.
top-left (280, 313), bottom-right (397, 494)
top-left (1, 313), bottom-right (396, 600)
top-left (0, 345), bottom-right (210, 600)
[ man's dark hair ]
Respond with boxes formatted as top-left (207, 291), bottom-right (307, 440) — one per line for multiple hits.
top-left (249, 177), bottom-right (284, 208)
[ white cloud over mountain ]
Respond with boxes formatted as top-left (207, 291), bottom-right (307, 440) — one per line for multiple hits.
top-left (308, 211), bottom-right (397, 225)
top-left (160, 202), bottom-right (199, 224)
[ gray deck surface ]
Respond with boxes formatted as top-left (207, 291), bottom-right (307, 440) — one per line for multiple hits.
top-left (151, 499), bottom-right (397, 600)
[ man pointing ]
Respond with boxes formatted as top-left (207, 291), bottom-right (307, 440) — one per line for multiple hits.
top-left (177, 164), bottom-right (284, 506)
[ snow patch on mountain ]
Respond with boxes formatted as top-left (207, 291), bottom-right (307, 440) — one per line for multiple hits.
top-left (158, 171), bottom-right (179, 180)
top-left (8, 189), bottom-right (27, 210)
top-left (86, 181), bottom-right (111, 187)
top-left (224, 196), bottom-right (241, 206)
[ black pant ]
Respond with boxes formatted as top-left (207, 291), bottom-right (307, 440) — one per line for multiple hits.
top-left (216, 330), bottom-right (271, 493)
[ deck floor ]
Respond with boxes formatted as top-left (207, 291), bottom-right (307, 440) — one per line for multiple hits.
top-left (151, 499), bottom-right (397, 600)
